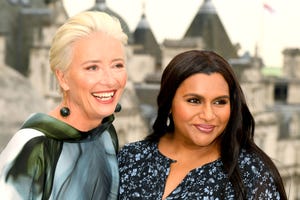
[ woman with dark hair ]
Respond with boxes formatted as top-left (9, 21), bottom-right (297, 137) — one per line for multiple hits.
top-left (118, 50), bottom-right (287, 199)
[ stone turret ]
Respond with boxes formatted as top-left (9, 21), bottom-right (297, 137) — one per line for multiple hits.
top-left (184, 0), bottom-right (238, 59)
top-left (133, 9), bottom-right (162, 68)
top-left (282, 48), bottom-right (300, 79)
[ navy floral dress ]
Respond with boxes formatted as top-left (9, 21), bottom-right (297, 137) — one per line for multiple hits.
top-left (118, 140), bottom-right (281, 200)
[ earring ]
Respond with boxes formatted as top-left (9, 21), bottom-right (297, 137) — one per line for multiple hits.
top-left (166, 113), bottom-right (171, 127)
top-left (60, 107), bottom-right (70, 117)
top-left (60, 91), bottom-right (70, 117)
top-left (114, 103), bottom-right (122, 112)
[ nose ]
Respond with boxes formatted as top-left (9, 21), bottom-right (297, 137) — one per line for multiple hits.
top-left (98, 68), bottom-right (116, 86)
top-left (199, 104), bottom-right (216, 121)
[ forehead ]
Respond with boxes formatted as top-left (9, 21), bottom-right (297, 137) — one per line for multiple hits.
top-left (177, 73), bottom-right (229, 95)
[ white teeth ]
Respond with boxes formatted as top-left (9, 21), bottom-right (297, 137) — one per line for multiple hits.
top-left (93, 92), bottom-right (114, 100)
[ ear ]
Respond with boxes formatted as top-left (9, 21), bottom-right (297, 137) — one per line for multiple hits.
top-left (55, 69), bottom-right (70, 91)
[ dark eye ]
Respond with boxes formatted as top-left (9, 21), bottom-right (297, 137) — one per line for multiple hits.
top-left (187, 98), bottom-right (200, 104)
top-left (115, 63), bottom-right (124, 68)
top-left (214, 99), bottom-right (229, 105)
top-left (87, 65), bottom-right (98, 71)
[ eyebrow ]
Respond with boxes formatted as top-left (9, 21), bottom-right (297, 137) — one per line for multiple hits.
top-left (81, 58), bottom-right (125, 66)
top-left (183, 93), bottom-right (230, 99)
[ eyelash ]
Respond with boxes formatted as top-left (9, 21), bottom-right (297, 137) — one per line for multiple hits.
top-left (86, 63), bottom-right (124, 71)
top-left (215, 99), bottom-right (228, 105)
top-left (87, 65), bottom-right (97, 71)
top-left (187, 98), bottom-right (200, 104)
top-left (115, 63), bottom-right (124, 68)
top-left (187, 98), bottom-right (229, 105)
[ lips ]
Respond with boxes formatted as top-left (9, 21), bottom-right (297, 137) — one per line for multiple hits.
top-left (92, 91), bottom-right (115, 101)
top-left (196, 124), bottom-right (215, 133)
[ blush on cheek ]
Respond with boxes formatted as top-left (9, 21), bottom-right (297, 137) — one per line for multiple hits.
top-left (117, 74), bottom-right (127, 88)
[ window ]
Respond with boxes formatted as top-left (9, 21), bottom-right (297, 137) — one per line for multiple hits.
top-left (274, 83), bottom-right (287, 103)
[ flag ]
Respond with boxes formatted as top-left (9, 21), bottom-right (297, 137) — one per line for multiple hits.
top-left (263, 3), bottom-right (275, 13)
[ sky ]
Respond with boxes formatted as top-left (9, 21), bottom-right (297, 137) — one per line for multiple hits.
top-left (63, 0), bottom-right (300, 68)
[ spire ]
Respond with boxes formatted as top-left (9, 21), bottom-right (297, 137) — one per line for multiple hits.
top-left (198, 0), bottom-right (217, 14)
top-left (95, 0), bottom-right (106, 4)
top-left (136, 2), bottom-right (149, 30)
top-left (133, 1), bottom-right (161, 67)
top-left (94, 0), bottom-right (106, 10)
top-left (137, 14), bottom-right (150, 29)
top-left (184, 0), bottom-right (238, 59)
top-left (142, 0), bottom-right (145, 13)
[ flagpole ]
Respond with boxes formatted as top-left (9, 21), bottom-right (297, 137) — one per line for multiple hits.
top-left (256, 0), bottom-right (265, 60)
top-left (259, 2), bottom-right (275, 66)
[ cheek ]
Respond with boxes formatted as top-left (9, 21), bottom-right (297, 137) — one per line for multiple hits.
top-left (172, 103), bottom-right (191, 122)
top-left (115, 71), bottom-right (127, 87)
top-left (67, 75), bottom-right (93, 95)
top-left (217, 108), bottom-right (231, 124)
top-left (74, 76), bottom-right (91, 88)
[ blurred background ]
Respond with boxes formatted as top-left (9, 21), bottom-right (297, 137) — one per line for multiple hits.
top-left (0, 0), bottom-right (299, 198)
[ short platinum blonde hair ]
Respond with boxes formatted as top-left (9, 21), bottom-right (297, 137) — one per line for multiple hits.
top-left (49, 11), bottom-right (128, 73)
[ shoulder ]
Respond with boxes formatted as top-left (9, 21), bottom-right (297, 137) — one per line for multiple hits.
top-left (0, 129), bottom-right (45, 164)
top-left (238, 149), bottom-right (271, 177)
top-left (0, 129), bottom-right (47, 183)
top-left (119, 140), bottom-right (155, 153)
top-left (0, 129), bottom-right (59, 199)
top-left (238, 149), bottom-right (280, 197)
top-left (239, 149), bottom-right (269, 170)
top-left (117, 140), bottom-right (156, 163)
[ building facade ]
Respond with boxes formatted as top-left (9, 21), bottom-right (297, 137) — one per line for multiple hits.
top-left (0, 0), bottom-right (299, 198)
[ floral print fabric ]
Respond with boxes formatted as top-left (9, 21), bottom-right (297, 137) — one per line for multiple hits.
top-left (118, 140), bottom-right (281, 200)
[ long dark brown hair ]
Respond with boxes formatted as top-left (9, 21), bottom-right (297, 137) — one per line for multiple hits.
top-left (146, 50), bottom-right (287, 199)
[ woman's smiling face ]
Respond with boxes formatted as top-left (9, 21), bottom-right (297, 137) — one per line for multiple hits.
top-left (58, 31), bottom-right (127, 121)
top-left (171, 72), bottom-right (231, 150)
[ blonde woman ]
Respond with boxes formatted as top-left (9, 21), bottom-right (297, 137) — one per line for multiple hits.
top-left (0, 11), bottom-right (127, 200)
